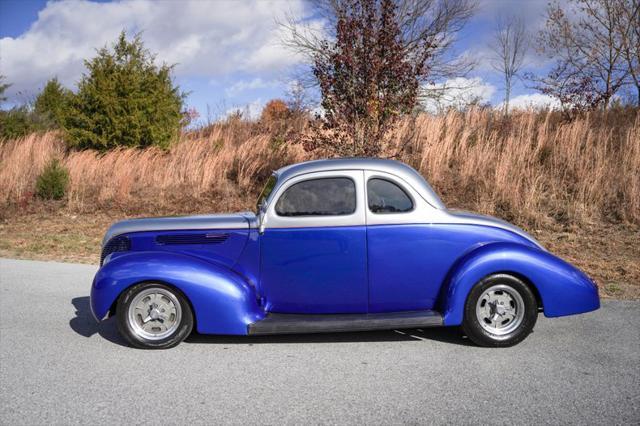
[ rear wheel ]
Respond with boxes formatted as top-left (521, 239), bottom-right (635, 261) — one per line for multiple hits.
top-left (462, 274), bottom-right (538, 347)
top-left (116, 282), bottom-right (193, 349)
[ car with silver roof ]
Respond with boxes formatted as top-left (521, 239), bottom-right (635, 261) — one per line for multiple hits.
top-left (91, 158), bottom-right (599, 349)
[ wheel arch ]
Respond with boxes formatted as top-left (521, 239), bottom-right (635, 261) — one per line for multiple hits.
top-left (91, 251), bottom-right (264, 335)
top-left (439, 242), bottom-right (599, 326)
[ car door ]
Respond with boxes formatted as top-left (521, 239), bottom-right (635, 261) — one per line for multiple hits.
top-left (260, 170), bottom-right (368, 314)
top-left (365, 170), bottom-right (440, 312)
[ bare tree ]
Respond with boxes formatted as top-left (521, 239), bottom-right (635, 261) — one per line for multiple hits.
top-left (615, 0), bottom-right (640, 105)
top-left (285, 80), bottom-right (312, 115)
top-left (531, 0), bottom-right (629, 111)
top-left (490, 16), bottom-right (528, 115)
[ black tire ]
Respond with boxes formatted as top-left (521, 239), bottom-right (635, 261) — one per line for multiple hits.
top-left (462, 274), bottom-right (538, 347)
top-left (116, 282), bottom-right (194, 349)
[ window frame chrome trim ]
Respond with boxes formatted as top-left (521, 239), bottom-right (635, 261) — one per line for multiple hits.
top-left (263, 170), bottom-right (366, 229)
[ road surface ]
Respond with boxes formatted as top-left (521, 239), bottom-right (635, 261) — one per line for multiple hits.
top-left (1, 258), bottom-right (638, 424)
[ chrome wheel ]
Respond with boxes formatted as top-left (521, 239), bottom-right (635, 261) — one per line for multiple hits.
top-left (475, 284), bottom-right (525, 338)
top-left (127, 287), bottom-right (182, 341)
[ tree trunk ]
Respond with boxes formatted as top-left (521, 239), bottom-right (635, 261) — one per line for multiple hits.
top-left (504, 74), bottom-right (511, 116)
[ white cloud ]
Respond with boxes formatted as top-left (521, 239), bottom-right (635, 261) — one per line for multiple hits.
top-left (0, 0), bottom-right (307, 102)
top-left (500, 93), bottom-right (561, 110)
top-left (224, 78), bottom-right (280, 96)
top-left (421, 77), bottom-right (496, 113)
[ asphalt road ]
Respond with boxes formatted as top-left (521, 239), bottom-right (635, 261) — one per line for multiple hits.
top-left (0, 258), bottom-right (638, 425)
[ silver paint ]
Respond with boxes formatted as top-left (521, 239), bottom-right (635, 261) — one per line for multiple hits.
top-left (273, 158), bottom-right (446, 210)
top-left (102, 212), bottom-right (256, 246)
top-left (363, 169), bottom-right (434, 226)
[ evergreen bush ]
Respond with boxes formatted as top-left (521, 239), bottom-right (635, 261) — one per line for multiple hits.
top-left (36, 159), bottom-right (70, 200)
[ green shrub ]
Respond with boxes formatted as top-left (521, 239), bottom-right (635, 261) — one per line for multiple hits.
top-left (34, 78), bottom-right (72, 128)
top-left (63, 31), bottom-right (185, 151)
top-left (36, 159), bottom-right (70, 200)
top-left (0, 106), bottom-right (49, 140)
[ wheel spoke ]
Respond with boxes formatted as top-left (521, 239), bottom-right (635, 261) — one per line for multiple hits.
top-left (491, 313), bottom-right (501, 328)
top-left (502, 311), bottom-right (515, 324)
top-left (480, 304), bottom-right (490, 319)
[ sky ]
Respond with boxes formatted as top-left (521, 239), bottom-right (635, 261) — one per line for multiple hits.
top-left (0, 0), bottom-right (560, 121)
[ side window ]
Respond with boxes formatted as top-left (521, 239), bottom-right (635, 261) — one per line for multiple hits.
top-left (275, 178), bottom-right (356, 217)
top-left (367, 178), bottom-right (413, 213)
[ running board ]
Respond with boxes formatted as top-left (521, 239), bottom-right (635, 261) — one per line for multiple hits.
top-left (248, 310), bottom-right (443, 335)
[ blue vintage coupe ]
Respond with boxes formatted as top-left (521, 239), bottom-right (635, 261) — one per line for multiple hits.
top-left (91, 158), bottom-right (600, 349)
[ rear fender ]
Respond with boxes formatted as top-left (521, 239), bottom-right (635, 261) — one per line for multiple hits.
top-left (439, 242), bottom-right (599, 326)
top-left (91, 251), bottom-right (264, 335)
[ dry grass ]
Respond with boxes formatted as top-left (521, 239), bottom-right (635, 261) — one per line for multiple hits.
top-left (400, 109), bottom-right (640, 225)
top-left (1, 109), bottom-right (638, 226)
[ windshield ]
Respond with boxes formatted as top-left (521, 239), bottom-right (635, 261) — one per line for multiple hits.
top-left (256, 174), bottom-right (277, 214)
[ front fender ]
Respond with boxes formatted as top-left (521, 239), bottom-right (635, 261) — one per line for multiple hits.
top-left (90, 251), bottom-right (264, 335)
top-left (440, 242), bottom-right (599, 326)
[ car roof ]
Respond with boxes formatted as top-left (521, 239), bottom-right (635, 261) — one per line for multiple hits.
top-left (274, 158), bottom-right (445, 209)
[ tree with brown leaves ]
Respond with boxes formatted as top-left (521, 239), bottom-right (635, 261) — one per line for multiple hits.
top-left (283, 0), bottom-right (475, 157)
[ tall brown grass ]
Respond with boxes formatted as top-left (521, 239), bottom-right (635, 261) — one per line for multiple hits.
top-left (1, 109), bottom-right (638, 226)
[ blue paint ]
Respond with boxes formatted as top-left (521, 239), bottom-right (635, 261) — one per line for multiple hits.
top-left (111, 228), bottom-right (251, 270)
top-left (91, 250), bottom-right (263, 335)
top-left (367, 223), bottom-right (539, 312)
top-left (440, 242), bottom-right (600, 326)
top-left (231, 229), bottom-right (262, 295)
top-left (260, 226), bottom-right (368, 313)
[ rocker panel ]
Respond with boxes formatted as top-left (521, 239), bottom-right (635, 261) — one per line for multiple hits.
top-left (248, 310), bottom-right (443, 335)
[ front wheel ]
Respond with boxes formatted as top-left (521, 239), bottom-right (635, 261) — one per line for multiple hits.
top-left (116, 282), bottom-right (194, 349)
top-left (462, 274), bottom-right (538, 347)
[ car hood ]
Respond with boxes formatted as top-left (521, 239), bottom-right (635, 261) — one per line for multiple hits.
top-left (443, 210), bottom-right (544, 249)
top-left (102, 212), bottom-right (258, 246)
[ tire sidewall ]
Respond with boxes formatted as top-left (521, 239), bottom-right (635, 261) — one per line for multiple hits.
top-left (462, 274), bottom-right (538, 347)
top-left (116, 282), bottom-right (193, 349)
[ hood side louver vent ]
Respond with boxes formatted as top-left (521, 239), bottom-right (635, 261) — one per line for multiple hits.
top-left (156, 233), bottom-right (229, 245)
top-left (101, 235), bottom-right (130, 266)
